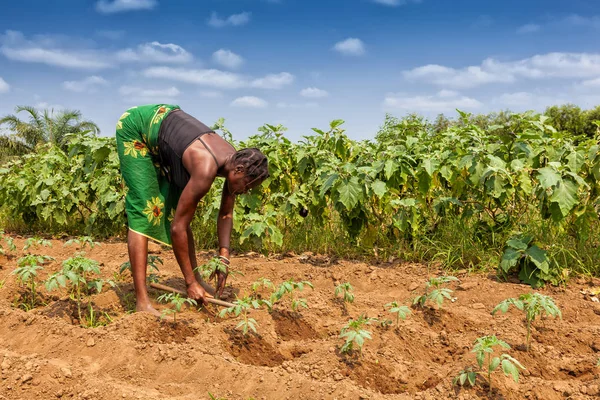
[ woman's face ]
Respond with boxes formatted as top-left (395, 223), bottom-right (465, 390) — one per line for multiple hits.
top-left (227, 171), bottom-right (263, 195)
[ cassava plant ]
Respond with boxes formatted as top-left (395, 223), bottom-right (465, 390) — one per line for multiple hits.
top-left (335, 282), bottom-right (355, 304)
top-left (492, 292), bottom-right (562, 351)
top-left (157, 293), bottom-right (197, 323)
top-left (412, 276), bottom-right (458, 309)
top-left (385, 301), bottom-right (411, 327)
top-left (12, 254), bottom-right (53, 310)
top-left (45, 256), bottom-right (114, 327)
top-left (265, 279), bottom-right (314, 313)
top-left (454, 335), bottom-right (525, 396)
top-left (219, 295), bottom-right (262, 336)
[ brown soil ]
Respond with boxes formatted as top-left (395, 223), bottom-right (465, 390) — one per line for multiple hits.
top-left (0, 237), bottom-right (599, 400)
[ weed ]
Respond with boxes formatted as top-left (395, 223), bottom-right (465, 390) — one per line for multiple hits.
top-left (454, 335), bottom-right (525, 395)
top-left (412, 276), bottom-right (458, 309)
top-left (384, 301), bottom-right (411, 327)
top-left (492, 292), bottom-right (561, 351)
top-left (120, 255), bottom-right (163, 283)
top-left (157, 293), bottom-right (197, 323)
top-left (334, 282), bottom-right (355, 304)
top-left (339, 314), bottom-right (374, 355)
top-left (0, 230), bottom-right (16, 256)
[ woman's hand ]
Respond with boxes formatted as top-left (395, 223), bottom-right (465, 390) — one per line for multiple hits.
top-left (186, 281), bottom-right (213, 304)
top-left (210, 256), bottom-right (230, 298)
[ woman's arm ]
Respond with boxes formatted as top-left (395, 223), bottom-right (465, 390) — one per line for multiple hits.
top-left (214, 183), bottom-right (236, 296)
top-left (171, 165), bottom-right (215, 301)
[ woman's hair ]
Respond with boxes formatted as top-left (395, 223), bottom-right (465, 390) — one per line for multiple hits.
top-left (233, 148), bottom-right (269, 183)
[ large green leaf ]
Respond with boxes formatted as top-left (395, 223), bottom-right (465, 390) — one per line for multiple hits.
top-left (549, 179), bottom-right (578, 218)
top-left (537, 167), bottom-right (560, 189)
top-left (337, 177), bottom-right (363, 210)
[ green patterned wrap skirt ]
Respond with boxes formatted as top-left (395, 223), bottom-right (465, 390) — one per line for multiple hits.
top-left (115, 104), bottom-right (180, 246)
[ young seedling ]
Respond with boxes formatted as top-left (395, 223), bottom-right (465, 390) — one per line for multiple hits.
top-left (219, 295), bottom-right (262, 336)
top-left (339, 314), bottom-right (374, 356)
top-left (265, 279), bottom-right (314, 313)
top-left (194, 257), bottom-right (242, 291)
top-left (0, 230), bottom-right (16, 256)
top-left (23, 236), bottom-right (52, 252)
top-left (250, 277), bottom-right (274, 298)
top-left (120, 255), bottom-right (163, 283)
top-left (454, 335), bottom-right (525, 396)
top-left (157, 293), bottom-right (197, 323)
top-left (335, 282), bottom-right (355, 304)
top-left (12, 255), bottom-right (53, 310)
top-left (385, 301), bottom-right (411, 327)
top-left (412, 276), bottom-right (458, 309)
top-left (64, 236), bottom-right (100, 250)
top-left (492, 292), bottom-right (562, 351)
top-left (45, 256), bottom-right (114, 327)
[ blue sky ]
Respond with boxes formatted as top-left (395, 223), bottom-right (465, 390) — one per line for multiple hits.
top-left (0, 0), bottom-right (599, 141)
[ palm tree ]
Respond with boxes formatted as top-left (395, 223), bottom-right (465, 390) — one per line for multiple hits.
top-left (0, 106), bottom-right (100, 159)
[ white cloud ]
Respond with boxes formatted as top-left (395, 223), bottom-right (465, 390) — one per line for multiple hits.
top-left (143, 67), bottom-right (294, 90)
top-left (208, 12), bottom-right (251, 28)
top-left (300, 87), bottom-right (329, 98)
top-left (119, 85), bottom-right (180, 101)
top-left (143, 67), bottom-right (247, 89)
top-left (562, 14), bottom-right (600, 29)
top-left (383, 91), bottom-right (482, 113)
top-left (250, 72), bottom-right (294, 89)
top-left (333, 38), bottom-right (365, 56)
top-left (404, 52), bottom-right (600, 88)
top-left (492, 92), bottom-right (567, 110)
top-left (0, 77), bottom-right (9, 93)
top-left (231, 96), bottom-right (268, 108)
top-left (96, 0), bottom-right (157, 14)
top-left (0, 30), bottom-right (111, 69)
top-left (581, 77), bottom-right (600, 87)
top-left (62, 76), bottom-right (108, 93)
top-left (517, 23), bottom-right (541, 34)
top-left (372, 0), bottom-right (422, 6)
top-left (212, 49), bottom-right (244, 69)
top-left (116, 42), bottom-right (192, 64)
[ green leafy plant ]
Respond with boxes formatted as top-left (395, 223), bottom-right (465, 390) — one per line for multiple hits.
top-left (0, 230), bottom-right (16, 256)
top-left (264, 279), bottom-right (314, 313)
top-left (23, 236), bottom-right (52, 252)
top-left (250, 277), bottom-right (274, 297)
top-left (335, 282), bottom-right (355, 304)
top-left (64, 236), bottom-right (100, 249)
top-left (339, 314), bottom-right (374, 355)
top-left (499, 234), bottom-right (561, 287)
top-left (385, 301), bottom-right (411, 327)
top-left (45, 256), bottom-right (114, 327)
top-left (120, 255), bottom-right (163, 283)
top-left (219, 295), bottom-right (262, 336)
top-left (455, 335), bottom-right (525, 395)
top-left (157, 293), bottom-right (197, 323)
top-left (12, 254), bottom-right (53, 310)
top-left (412, 276), bottom-right (458, 309)
top-left (194, 257), bottom-right (242, 289)
top-left (492, 292), bottom-right (562, 351)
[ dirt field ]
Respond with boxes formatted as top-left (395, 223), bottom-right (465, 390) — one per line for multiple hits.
top-left (0, 237), bottom-right (599, 400)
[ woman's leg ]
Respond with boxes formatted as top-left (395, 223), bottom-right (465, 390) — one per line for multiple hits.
top-left (127, 230), bottom-right (160, 315)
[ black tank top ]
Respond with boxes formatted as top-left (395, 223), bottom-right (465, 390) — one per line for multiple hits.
top-left (158, 110), bottom-right (218, 189)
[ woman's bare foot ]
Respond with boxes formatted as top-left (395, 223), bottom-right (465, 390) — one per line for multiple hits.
top-left (136, 303), bottom-right (161, 317)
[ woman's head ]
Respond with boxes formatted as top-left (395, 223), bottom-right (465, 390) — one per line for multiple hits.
top-left (226, 148), bottom-right (269, 194)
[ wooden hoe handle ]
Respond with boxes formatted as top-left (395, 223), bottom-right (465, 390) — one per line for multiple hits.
top-left (149, 282), bottom-right (236, 308)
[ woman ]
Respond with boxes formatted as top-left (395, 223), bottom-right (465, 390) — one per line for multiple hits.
top-left (115, 104), bottom-right (269, 315)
